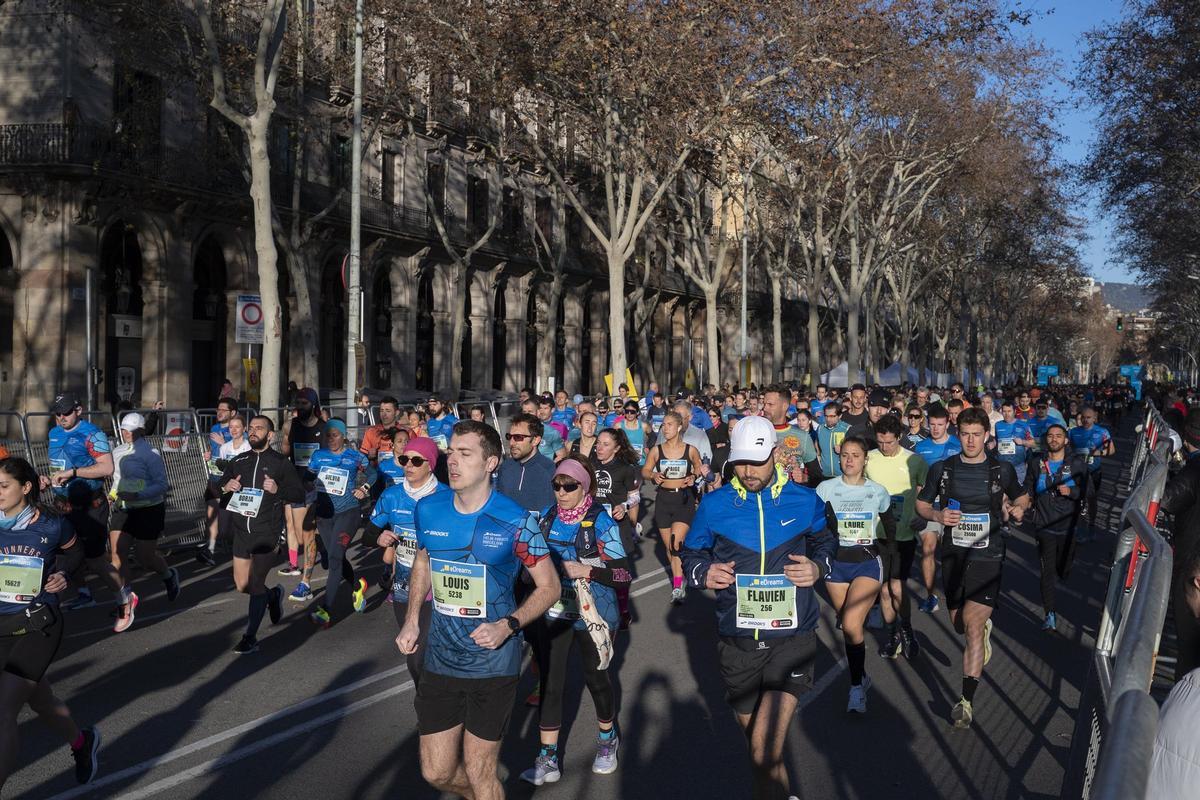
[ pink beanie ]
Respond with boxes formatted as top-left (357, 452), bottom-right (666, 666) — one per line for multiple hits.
top-left (403, 437), bottom-right (440, 465)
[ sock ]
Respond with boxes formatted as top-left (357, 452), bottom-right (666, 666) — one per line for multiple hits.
top-left (598, 724), bottom-right (616, 740)
top-left (672, 576), bottom-right (683, 590)
top-left (538, 743), bottom-right (558, 759)
top-left (118, 586), bottom-right (131, 604)
top-left (962, 676), bottom-right (979, 703)
top-left (70, 732), bottom-right (85, 751)
top-left (207, 539), bottom-right (217, 552)
top-left (846, 641), bottom-right (867, 686)
top-left (246, 592), bottom-right (269, 639)
top-left (616, 584), bottom-right (630, 617)
top-left (288, 548), bottom-right (299, 568)
top-left (886, 621), bottom-right (897, 636)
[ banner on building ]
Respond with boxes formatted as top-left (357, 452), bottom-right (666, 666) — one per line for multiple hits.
top-left (235, 295), bottom-right (264, 344)
top-left (243, 357), bottom-right (260, 406)
top-left (1036, 365), bottom-right (1059, 386)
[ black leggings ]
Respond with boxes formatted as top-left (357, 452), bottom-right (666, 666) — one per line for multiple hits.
top-left (530, 618), bottom-right (615, 731)
top-left (1084, 471), bottom-right (1102, 524)
top-left (1036, 529), bottom-right (1076, 613)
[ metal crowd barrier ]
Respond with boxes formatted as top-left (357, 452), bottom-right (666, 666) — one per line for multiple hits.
top-left (0, 411), bottom-right (31, 462)
top-left (1064, 402), bottom-right (1176, 800)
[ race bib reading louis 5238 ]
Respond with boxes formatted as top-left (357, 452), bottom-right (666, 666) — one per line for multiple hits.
top-left (735, 573), bottom-right (797, 630)
top-left (430, 558), bottom-right (487, 618)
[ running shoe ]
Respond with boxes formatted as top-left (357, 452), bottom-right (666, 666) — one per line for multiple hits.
top-left (950, 697), bottom-right (973, 729)
top-left (670, 586), bottom-right (686, 605)
top-left (268, 585), bottom-right (284, 625)
top-left (232, 635), bottom-right (259, 655)
top-left (352, 578), bottom-right (368, 613)
top-left (289, 582), bottom-right (312, 602)
top-left (520, 754), bottom-right (561, 786)
top-left (277, 564), bottom-right (301, 576)
top-left (982, 618), bottom-right (993, 666)
top-left (311, 607), bottom-right (331, 628)
top-left (71, 726), bottom-right (101, 785)
top-left (1042, 611), bottom-right (1057, 632)
top-left (164, 567), bottom-right (181, 602)
top-left (919, 594), bottom-right (940, 614)
top-left (63, 591), bottom-right (97, 611)
top-left (113, 592), bottom-right (139, 633)
top-left (525, 686), bottom-right (541, 707)
top-left (592, 733), bottom-right (620, 774)
top-left (900, 626), bottom-right (921, 660)
top-left (196, 547), bottom-right (216, 567)
top-left (879, 632), bottom-right (902, 660)
top-left (846, 675), bottom-right (871, 714)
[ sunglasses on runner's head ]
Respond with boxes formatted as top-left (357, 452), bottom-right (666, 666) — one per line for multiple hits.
top-left (505, 433), bottom-right (531, 442)
top-left (395, 455), bottom-right (428, 467)
top-left (552, 481), bottom-right (581, 493)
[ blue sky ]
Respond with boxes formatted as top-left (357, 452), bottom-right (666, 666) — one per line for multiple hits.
top-left (1023, 0), bottom-right (1131, 284)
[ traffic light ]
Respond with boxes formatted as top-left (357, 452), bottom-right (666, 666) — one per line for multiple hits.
top-left (1116, 316), bottom-right (1124, 331)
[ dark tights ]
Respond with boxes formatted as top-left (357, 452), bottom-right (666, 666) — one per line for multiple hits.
top-left (529, 619), bottom-right (615, 731)
top-left (1036, 529), bottom-right (1076, 613)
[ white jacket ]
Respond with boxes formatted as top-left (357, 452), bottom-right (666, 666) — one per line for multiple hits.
top-left (1146, 668), bottom-right (1200, 799)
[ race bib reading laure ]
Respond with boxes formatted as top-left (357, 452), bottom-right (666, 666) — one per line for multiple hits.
top-left (735, 573), bottom-right (797, 630)
top-left (836, 511), bottom-right (878, 547)
top-left (430, 558), bottom-right (487, 618)
top-left (952, 512), bottom-right (991, 549)
top-left (228, 488), bottom-right (264, 518)
top-left (547, 581), bottom-right (581, 620)
top-left (293, 442), bottom-right (319, 467)
top-left (394, 533), bottom-right (417, 568)
top-left (0, 555), bottom-right (43, 603)
top-left (318, 466), bottom-right (350, 497)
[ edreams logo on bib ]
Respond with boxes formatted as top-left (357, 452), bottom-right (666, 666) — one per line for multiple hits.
top-left (439, 562), bottom-right (475, 576)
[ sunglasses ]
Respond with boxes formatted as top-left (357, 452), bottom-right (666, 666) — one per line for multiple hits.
top-left (908, 414), bottom-right (922, 419)
top-left (395, 455), bottom-right (428, 467)
top-left (54, 411), bottom-right (76, 418)
top-left (552, 481), bottom-right (581, 493)
top-left (625, 408), bottom-right (638, 414)
top-left (506, 433), bottom-right (531, 442)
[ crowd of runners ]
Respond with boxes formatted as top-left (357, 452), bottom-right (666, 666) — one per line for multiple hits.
top-left (0, 376), bottom-right (1150, 798)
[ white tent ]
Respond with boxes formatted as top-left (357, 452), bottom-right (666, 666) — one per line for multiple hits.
top-left (819, 361), bottom-right (851, 388)
top-left (878, 361), bottom-right (920, 386)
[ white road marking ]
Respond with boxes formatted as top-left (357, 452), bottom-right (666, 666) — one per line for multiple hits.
top-left (65, 599), bottom-right (235, 640)
top-left (631, 577), bottom-right (671, 597)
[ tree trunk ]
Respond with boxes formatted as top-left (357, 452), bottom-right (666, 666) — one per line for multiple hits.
top-left (806, 292), bottom-right (820, 385)
top-left (607, 252), bottom-right (627, 389)
top-left (447, 262), bottom-right (469, 398)
top-left (278, 242), bottom-right (319, 389)
top-left (771, 274), bottom-right (784, 377)
top-left (846, 292), bottom-right (862, 385)
top-left (703, 286), bottom-right (720, 390)
top-left (539, 276), bottom-right (563, 393)
top-left (248, 116), bottom-right (281, 410)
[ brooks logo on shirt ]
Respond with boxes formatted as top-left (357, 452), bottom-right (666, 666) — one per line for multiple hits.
top-left (424, 529), bottom-right (450, 538)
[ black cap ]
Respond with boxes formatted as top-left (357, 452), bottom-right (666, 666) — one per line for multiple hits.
top-left (868, 390), bottom-right (890, 408)
top-left (50, 392), bottom-right (81, 415)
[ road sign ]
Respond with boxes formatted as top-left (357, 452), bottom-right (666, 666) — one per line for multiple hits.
top-left (1036, 365), bottom-right (1059, 386)
top-left (236, 295), bottom-right (264, 344)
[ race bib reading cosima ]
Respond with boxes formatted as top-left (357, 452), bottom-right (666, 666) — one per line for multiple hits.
top-left (228, 488), bottom-right (264, 518)
top-left (0, 555), bottom-right (43, 604)
top-left (430, 558), bottom-right (487, 618)
top-left (293, 442), bottom-right (319, 467)
top-left (318, 467), bottom-right (350, 497)
top-left (735, 573), bottom-right (797, 630)
top-left (952, 512), bottom-right (991, 549)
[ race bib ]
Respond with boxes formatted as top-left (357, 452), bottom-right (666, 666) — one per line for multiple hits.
top-left (228, 488), bottom-right (264, 518)
top-left (660, 458), bottom-right (688, 480)
top-left (430, 558), bottom-right (487, 618)
top-left (432, 434), bottom-right (449, 450)
top-left (293, 442), bottom-right (318, 467)
top-left (735, 573), bottom-right (797, 630)
top-left (378, 450), bottom-right (393, 461)
top-left (952, 512), bottom-right (991, 549)
top-left (836, 511), bottom-right (877, 547)
top-left (0, 555), bottom-right (43, 603)
top-left (318, 466), bottom-right (350, 497)
top-left (49, 458), bottom-right (67, 472)
top-left (651, 418), bottom-right (663, 433)
top-left (547, 582), bottom-right (581, 620)
top-left (998, 438), bottom-right (1016, 456)
top-left (394, 532), bottom-right (417, 568)
top-left (889, 494), bottom-right (906, 511)
top-left (832, 432), bottom-right (845, 450)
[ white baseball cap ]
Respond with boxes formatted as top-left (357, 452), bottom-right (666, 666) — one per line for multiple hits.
top-left (728, 415), bottom-right (776, 464)
top-left (119, 412), bottom-right (146, 432)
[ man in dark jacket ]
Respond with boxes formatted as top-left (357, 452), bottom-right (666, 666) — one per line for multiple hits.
top-left (1160, 408), bottom-right (1200, 680)
top-left (219, 415), bottom-right (305, 654)
top-left (495, 413), bottom-right (556, 514)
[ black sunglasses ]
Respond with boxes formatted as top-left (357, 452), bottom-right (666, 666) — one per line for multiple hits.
top-left (395, 455), bottom-right (428, 467)
top-left (908, 413), bottom-right (923, 419)
top-left (552, 481), bottom-right (581, 493)
top-left (506, 433), bottom-right (531, 442)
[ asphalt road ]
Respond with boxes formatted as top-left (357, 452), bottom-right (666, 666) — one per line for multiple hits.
top-left (9, 417), bottom-right (1138, 800)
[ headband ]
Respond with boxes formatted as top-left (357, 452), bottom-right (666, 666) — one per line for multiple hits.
top-left (554, 458), bottom-right (593, 494)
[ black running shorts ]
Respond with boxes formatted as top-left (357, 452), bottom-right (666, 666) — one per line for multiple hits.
top-left (415, 671), bottom-right (518, 742)
top-left (717, 631), bottom-right (817, 716)
top-left (941, 552), bottom-right (1003, 610)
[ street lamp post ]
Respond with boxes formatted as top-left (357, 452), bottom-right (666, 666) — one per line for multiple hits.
top-left (344, 0), bottom-right (364, 411)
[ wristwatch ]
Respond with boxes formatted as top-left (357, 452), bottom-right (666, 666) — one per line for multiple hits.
top-left (503, 615), bottom-right (520, 636)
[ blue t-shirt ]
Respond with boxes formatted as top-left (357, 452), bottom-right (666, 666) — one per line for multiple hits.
top-left (307, 447), bottom-right (370, 515)
top-left (913, 435), bottom-right (962, 467)
top-left (993, 420), bottom-right (1032, 466)
top-left (416, 490), bottom-right (550, 679)
top-left (551, 407), bottom-right (577, 429)
top-left (370, 480), bottom-right (452, 603)
top-left (209, 423), bottom-right (232, 460)
top-left (1036, 459), bottom-right (1077, 495)
top-left (426, 414), bottom-right (459, 450)
top-left (538, 425), bottom-right (566, 460)
top-left (690, 406), bottom-right (713, 431)
top-left (1028, 416), bottom-right (1054, 442)
top-left (1069, 425), bottom-right (1112, 473)
top-left (541, 505), bottom-right (625, 631)
top-left (377, 456), bottom-right (406, 487)
top-left (0, 510), bottom-right (74, 613)
top-left (48, 421), bottom-right (112, 501)
top-left (810, 398), bottom-right (829, 417)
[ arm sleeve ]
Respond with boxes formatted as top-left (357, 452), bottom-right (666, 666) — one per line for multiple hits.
top-left (587, 557), bottom-right (632, 588)
top-left (679, 496), bottom-right (716, 589)
top-left (879, 507), bottom-right (897, 543)
top-left (275, 459), bottom-right (305, 505)
top-left (807, 498), bottom-right (837, 576)
top-left (363, 521), bottom-right (386, 546)
top-left (52, 520), bottom-right (85, 576)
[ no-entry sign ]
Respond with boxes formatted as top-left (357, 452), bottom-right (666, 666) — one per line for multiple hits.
top-left (236, 294), bottom-right (264, 344)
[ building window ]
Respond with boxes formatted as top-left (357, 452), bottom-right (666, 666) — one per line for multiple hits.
top-left (270, 121), bottom-right (295, 185)
top-left (502, 187), bottom-right (522, 234)
top-left (330, 133), bottom-right (350, 190)
top-left (467, 175), bottom-right (489, 229)
top-left (426, 160), bottom-right (446, 219)
top-left (381, 150), bottom-right (396, 206)
top-left (536, 196), bottom-right (552, 243)
top-left (113, 66), bottom-right (163, 169)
